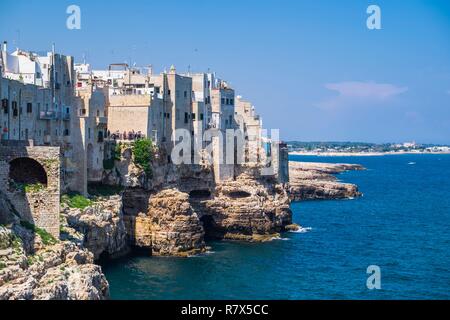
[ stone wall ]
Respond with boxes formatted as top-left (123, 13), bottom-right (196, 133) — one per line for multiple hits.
top-left (0, 146), bottom-right (60, 238)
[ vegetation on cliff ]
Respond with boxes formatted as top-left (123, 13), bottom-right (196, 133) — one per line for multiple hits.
top-left (132, 138), bottom-right (154, 176)
top-left (61, 193), bottom-right (93, 210)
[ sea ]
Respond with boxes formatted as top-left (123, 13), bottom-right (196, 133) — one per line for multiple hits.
top-left (101, 154), bottom-right (450, 299)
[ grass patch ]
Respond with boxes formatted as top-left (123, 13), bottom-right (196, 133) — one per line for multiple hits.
top-left (10, 181), bottom-right (45, 194)
top-left (20, 220), bottom-right (57, 246)
top-left (132, 138), bottom-right (154, 176)
top-left (61, 192), bottom-right (92, 210)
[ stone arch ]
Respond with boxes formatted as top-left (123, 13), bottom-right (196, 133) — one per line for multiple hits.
top-left (9, 157), bottom-right (48, 186)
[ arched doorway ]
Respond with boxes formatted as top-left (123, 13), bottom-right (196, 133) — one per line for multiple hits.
top-left (9, 157), bottom-right (48, 187)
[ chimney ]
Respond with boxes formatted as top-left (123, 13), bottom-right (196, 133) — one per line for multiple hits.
top-left (2, 41), bottom-right (7, 52)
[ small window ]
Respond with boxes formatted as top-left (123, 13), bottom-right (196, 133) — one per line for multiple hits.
top-left (12, 102), bottom-right (18, 117)
top-left (230, 98), bottom-right (234, 105)
top-left (184, 112), bottom-right (189, 124)
top-left (192, 113), bottom-right (196, 120)
top-left (2, 99), bottom-right (8, 114)
top-left (200, 113), bottom-right (204, 121)
top-left (167, 90), bottom-right (171, 96)
top-left (27, 103), bottom-right (32, 113)
top-left (184, 91), bottom-right (187, 98)
top-left (221, 98), bottom-right (225, 105)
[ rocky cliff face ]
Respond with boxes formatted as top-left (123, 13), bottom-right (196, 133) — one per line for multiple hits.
top-left (0, 224), bottom-right (109, 300)
top-left (118, 161), bottom-right (295, 255)
top-left (288, 161), bottom-right (364, 201)
top-left (190, 167), bottom-right (293, 241)
top-left (60, 195), bottom-right (129, 260)
top-left (123, 188), bottom-right (207, 256)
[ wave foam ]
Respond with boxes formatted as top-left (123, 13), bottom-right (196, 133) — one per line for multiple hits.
top-left (289, 226), bottom-right (312, 233)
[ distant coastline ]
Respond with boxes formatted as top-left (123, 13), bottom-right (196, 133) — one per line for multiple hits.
top-left (289, 151), bottom-right (450, 157)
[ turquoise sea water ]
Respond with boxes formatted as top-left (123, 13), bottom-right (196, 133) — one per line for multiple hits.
top-left (102, 154), bottom-right (450, 299)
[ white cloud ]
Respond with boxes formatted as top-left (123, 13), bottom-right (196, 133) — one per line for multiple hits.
top-left (317, 81), bottom-right (408, 109)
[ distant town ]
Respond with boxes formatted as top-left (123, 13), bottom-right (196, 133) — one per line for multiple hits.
top-left (287, 141), bottom-right (450, 155)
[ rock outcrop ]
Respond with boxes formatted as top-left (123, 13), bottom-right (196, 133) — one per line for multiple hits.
top-left (60, 196), bottom-right (129, 260)
top-left (190, 167), bottom-right (292, 241)
top-left (0, 224), bottom-right (109, 300)
top-left (289, 161), bottom-right (364, 201)
top-left (125, 189), bottom-right (206, 256)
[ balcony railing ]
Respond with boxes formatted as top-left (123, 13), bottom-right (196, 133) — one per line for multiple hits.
top-left (40, 110), bottom-right (56, 120)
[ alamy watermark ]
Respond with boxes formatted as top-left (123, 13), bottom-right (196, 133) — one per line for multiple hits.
top-left (366, 265), bottom-right (381, 290)
top-left (169, 128), bottom-right (281, 176)
top-left (66, 5), bottom-right (81, 30)
top-left (367, 5), bottom-right (381, 30)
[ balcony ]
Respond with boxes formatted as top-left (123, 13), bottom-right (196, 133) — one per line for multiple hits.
top-left (39, 110), bottom-right (56, 120)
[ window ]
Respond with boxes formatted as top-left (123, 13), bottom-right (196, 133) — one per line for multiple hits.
top-left (192, 113), bottom-right (196, 120)
top-left (167, 89), bottom-right (171, 96)
top-left (184, 112), bottom-right (189, 124)
top-left (230, 98), bottom-right (234, 105)
top-left (27, 103), bottom-right (32, 113)
top-left (2, 99), bottom-right (8, 114)
top-left (12, 102), bottom-right (18, 117)
top-left (200, 113), bottom-right (204, 121)
top-left (184, 91), bottom-right (187, 98)
top-left (226, 98), bottom-right (229, 105)
top-left (221, 98), bottom-right (225, 105)
top-left (88, 128), bottom-right (91, 139)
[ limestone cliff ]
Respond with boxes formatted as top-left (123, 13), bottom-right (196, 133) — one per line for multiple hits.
top-left (124, 188), bottom-right (206, 256)
top-left (60, 195), bottom-right (129, 260)
top-left (190, 166), bottom-right (292, 241)
top-left (288, 161), bottom-right (364, 201)
top-left (0, 223), bottom-right (109, 300)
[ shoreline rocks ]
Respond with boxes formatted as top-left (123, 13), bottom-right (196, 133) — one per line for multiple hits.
top-left (288, 161), bottom-right (364, 201)
top-left (0, 224), bottom-right (109, 300)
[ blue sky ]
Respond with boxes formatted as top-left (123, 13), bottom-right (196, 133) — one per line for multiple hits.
top-left (1, 0), bottom-right (450, 143)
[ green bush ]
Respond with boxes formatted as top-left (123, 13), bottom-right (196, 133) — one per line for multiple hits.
top-left (61, 193), bottom-right (92, 210)
top-left (10, 181), bottom-right (45, 194)
top-left (114, 143), bottom-right (122, 161)
top-left (132, 138), bottom-right (154, 176)
top-left (20, 220), bottom-right (57, 246)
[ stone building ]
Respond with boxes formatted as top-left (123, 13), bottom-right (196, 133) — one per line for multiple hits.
top-left (0, 145), bottom-right (61, 238)
top-left (0, 43), bottom-right (80, 192)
